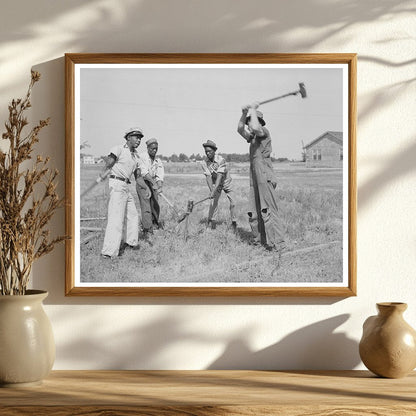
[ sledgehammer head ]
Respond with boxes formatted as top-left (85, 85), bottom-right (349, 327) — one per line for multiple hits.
top-left (299, 82), bottom-right (307, 98)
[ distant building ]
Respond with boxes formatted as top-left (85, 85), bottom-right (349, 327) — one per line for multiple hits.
top-left (304, 131), bottom-right (343, 167)
top-left (82, 155), bottom-right (95, 164)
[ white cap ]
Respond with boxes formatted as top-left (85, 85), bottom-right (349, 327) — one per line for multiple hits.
top-left (124, 127), bottom-right (144, 139)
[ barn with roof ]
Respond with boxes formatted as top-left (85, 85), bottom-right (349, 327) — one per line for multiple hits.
top-left (304, 131), bottom-right (343, 167)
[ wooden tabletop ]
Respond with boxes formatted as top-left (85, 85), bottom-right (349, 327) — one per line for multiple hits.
top-left (1, 370), bottom-right (415, 415)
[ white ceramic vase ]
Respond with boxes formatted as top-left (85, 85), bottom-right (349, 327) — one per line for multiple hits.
top-left (0, 290), bottom-right (55, 387)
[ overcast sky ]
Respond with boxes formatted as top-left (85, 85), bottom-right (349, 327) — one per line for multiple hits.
top-left (79, 64), bottom-right (345, 160)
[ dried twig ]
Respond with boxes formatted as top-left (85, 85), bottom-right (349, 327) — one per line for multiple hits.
top-left (0, 71), bottom-right (66, 295)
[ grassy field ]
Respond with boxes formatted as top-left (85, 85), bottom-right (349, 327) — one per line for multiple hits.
top-left (79, 162), bottom-right (343, 283)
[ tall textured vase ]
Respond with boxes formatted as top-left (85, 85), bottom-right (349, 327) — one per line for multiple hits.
top-left (359, 302), bottom-right (416, 378)
top-left (0, 290), bottom-right (55, 387)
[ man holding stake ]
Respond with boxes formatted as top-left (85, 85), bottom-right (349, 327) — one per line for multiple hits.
top-left (137, 138), bottom-right (165, 234)
top-left (201, 140), bottom-right (237, 230)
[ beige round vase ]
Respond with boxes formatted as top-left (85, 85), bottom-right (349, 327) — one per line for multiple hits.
top-left (359, 302), bottom-right (416, 378)
top-left (0, 290), bottom-right (55, 387)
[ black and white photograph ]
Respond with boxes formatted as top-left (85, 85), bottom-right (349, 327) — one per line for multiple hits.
top-left (65, 54), bottom-right (356, 296)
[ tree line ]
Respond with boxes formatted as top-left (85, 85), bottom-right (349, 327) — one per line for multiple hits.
top-left (92, 152), bottom-right (289, 164)
top-left (158, 153), bottom-right (289, 163)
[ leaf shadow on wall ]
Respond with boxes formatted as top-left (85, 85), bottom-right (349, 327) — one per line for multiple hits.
top-left (52, 308), bottom-right (359, 370)
top-left (208, 314), bottom-right (360, 370)
top-left (53, 310), bottom-right (218, 369)
top-left (358, 138), bottom-right (416, 210)
top-left (0, 0), bottom-right (414, 98)
top-left (356, 59), bottom-right (416, 211)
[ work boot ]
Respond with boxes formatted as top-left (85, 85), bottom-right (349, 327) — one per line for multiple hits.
top-left (206, 220), bottom-right (216, 230)
top-left (141, 230), bottom-right (154, 246)
top-left (125, 243), bottom-right (140, 251)
top-left (119, 242), bottom-right (140, 256)
top-left (141, 229), bottom-right (153, 238)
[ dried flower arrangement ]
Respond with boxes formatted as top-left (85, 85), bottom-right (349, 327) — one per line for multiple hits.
top-left (0, 71), bottom-right (65, 295)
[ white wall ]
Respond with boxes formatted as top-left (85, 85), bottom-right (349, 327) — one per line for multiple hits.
top-left (1, 0), bottom-right (415, 370)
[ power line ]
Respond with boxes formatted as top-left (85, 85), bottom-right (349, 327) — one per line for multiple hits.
top-left (81, 98), bottom-right (342, 118)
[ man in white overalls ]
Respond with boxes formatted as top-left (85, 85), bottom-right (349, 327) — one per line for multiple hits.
top-left (100, 127), bottom-right (149, 258)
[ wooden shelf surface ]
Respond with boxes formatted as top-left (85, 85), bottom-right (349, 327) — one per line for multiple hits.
top-left (1, 370), bottom-right (415, 415)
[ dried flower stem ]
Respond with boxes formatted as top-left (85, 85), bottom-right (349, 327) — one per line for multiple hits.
top-left (0, 71), bottom-right (65, 295)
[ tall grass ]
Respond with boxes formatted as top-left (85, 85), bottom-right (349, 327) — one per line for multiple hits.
top-left (79, 164), bottom-right (343, 283)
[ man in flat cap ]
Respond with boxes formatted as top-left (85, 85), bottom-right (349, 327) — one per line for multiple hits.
top-left (201, 140), bottom-right (236, 230)
top-left (137, 138), bottom-right (165, 234)
top-left (100, 127), bottom-right (149, 258)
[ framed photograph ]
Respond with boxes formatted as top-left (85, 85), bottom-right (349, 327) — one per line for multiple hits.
top-left (65, 53), bottom-right (356, 296)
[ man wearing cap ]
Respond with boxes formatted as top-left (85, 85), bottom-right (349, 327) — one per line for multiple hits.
top-left (201, 140), bottom-right (236, 230)
top-left (237, 103), bottom-right (285, 251)
top-left (100, 127), bottom-right (149, 258)
top-left (137, 138), bottom-right (165, 234)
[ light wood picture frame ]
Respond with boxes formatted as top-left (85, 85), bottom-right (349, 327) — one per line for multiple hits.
top-left (65, 53), bottom-right (356, 296)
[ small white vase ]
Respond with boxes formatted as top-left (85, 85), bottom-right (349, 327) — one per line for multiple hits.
top-left (0, 290), bottom-right (55, 387)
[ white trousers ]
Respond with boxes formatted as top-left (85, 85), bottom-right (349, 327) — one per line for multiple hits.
top-left (101, 179), bottom-right (139, 257)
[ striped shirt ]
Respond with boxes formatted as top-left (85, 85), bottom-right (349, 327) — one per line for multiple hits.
top-left (201, 154), bottom-right (232, 189)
